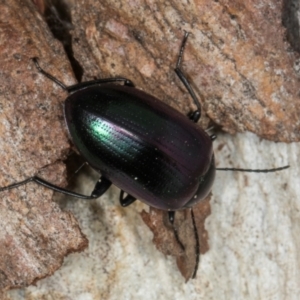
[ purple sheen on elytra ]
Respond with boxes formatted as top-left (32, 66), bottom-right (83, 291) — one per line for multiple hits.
top-left (64, 84), bottom-right (214, 210)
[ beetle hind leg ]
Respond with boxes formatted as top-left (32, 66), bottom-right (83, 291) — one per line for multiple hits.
top-left (190, 208), bottom-right (200, 279)
top-left (119, 190), bottom-right (136, 207)
top-left (168, 211), bottom-right (185, 251)
top-left (168, 210), bottom-right (200, 278)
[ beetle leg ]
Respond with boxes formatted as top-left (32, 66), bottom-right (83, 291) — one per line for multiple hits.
top-left (0, 176), bottom-right (111, 199)
top-left (168, 210), bottom-right (200, 278)
top-left (174, 31), bottom-right (202, 123)
top-left (190, 208), bottom-right (200, 279)
top-left (32, 58), bottom-right (68, 90)
top-left (168, 211), bottom-right (185, 251)
top-left (32, 57), bottom-right (135, 93)
top-left (119, 190), bottom-right (136, 207)
top-left (168, 211), bottom-right (175, 223)
top-left (91, 176), bottom-right (112, 198)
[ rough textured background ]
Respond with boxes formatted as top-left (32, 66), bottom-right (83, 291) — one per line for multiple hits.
top-left (141, 197), bottom-right (211, 281)
top-left (69, 0), bottom-right (300, 142)
top-left (4, 133), bottom-right (299, 300)
top-left (1, 0), bottom-right (300, 299)
top-left (0, 0), bottom-right (87, 291)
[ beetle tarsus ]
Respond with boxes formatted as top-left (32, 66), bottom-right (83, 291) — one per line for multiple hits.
top-left (175, 31), bottom-right (190, 69)
top-left (0, 177), bottom-right (34, 192)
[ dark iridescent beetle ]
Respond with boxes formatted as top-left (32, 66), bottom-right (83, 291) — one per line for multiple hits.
top-left (0, 32), bottom-right (288, 278)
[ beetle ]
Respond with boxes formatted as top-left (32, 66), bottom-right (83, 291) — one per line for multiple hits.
top-left (0, 32), bottom-right (289, 278)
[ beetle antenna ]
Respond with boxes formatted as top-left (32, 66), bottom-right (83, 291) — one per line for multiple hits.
top-left (216, 165), bottom-right (289, 172)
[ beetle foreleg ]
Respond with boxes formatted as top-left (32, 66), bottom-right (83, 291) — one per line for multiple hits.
top-left (32, 58), bottom-right (68, 91)
top-left (32, 57), bottom-right (135, 94)
top-left (174, 31), bottom-right (202, 123)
